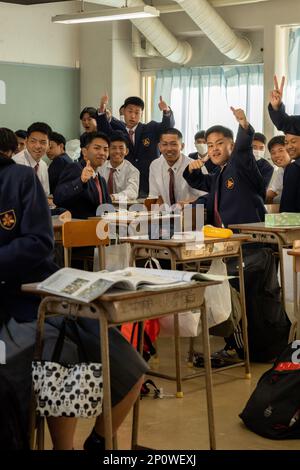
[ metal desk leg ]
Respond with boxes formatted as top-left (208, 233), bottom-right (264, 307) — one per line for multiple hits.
top-left (238, 248), bottom-right (251, 378)
top-left (201, 304), bottom-right (216, 450)
top-left (173, 313), bottom-right (183, 397)
top-left (131, 322), bottom-right (144, 449)
top-left (99, 314), bottom-right (113, 450)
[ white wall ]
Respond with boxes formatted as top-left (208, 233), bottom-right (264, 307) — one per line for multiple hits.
top-left (79, 21), bottom-right (140, 116)
top-left (0, 1), bottom-right (79, 67)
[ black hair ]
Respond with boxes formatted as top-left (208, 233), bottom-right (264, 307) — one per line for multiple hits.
top-left (15, 130), bottom-right (27, 139)
top-left (159, 128), bottom-right (183, 141)
top-left (119, 105), bottom-right (125, 113)
top-left (0, 128), bottom-right (18, 154)
top-left (84, 131), bottom-right (110, 147)
top-left (124, 96), bottom-right (144, 111)
top-left (110, 131), bottom-right (129, 148)
top-left (27, 122), bottom-right (52, 138)
top-left (194, 130), bottom-right (206, 140)
top-left (205, 125), bottom-right (234, 140)
top-left (80, 107), bottom-right (97, 120)
top-left (268, 135), bottom-right (286, 152)
top-left (49, 132), bottom-right (66, 149)
top-left (253, 132), bottom-right (267, 145)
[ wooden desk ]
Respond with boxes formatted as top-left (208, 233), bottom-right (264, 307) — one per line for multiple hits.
top-left (23, 281), bottom-right (219, 450)
top-left (120, 234), bottom-right (251, 389)
top-left (229, 222), bottom-right (300, 310)
top-left (52, 217), bottom-right (83, 243)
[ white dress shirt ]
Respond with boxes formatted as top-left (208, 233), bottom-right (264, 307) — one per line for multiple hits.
top-left (13, 149), bottom-right (50, 196)
top-left (268, 167), bottom-right (284, 197)
top-left (149, 153), bottom-right (206, 204)
top-left (99, 159), bottom-right (140, 200)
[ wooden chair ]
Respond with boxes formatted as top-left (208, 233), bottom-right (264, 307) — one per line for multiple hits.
top-left (62, 219), bottom-right (109, 270)
top-left (264, 203), bottom-right (280, 214)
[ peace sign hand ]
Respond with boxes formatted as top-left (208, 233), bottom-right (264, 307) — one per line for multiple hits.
top-left (230, 107), bottom-right (249, 129)
top-left (270, 75), bottom-right (285, 111)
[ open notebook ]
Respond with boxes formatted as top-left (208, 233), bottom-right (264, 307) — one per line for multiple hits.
top-left (37, 267), bottom-right (230, 303)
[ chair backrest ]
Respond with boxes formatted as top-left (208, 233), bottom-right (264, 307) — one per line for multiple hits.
top-left (265, 204), bottom-right (280, 214)
top-left (62, 220), bottom-right (109, 269)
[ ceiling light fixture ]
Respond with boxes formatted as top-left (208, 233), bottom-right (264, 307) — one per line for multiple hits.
top-left (52, 5), bottom-right (160, 25)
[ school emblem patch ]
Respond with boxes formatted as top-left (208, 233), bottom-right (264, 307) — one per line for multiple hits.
top-left (142, 138), bottom-right (150, 147)
top-left (225, 178), bottom-right (234, 190)
top-left (0, 210), bottom-right (16, 230)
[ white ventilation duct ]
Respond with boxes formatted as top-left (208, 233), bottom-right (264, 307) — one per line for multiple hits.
top-left (91, 0), bottom-right (192, 64)
top-left (174, 0), bottom-right (251, 62)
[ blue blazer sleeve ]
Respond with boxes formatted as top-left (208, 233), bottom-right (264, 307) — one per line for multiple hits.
top-left (256, 158), bottom-right (274, 191)
top-left (0, 170), bottom-right (54, 282)
top-left (183, 164), bottom-right (213, 193)
top-left (268, 102), bottom-right (300, 135)
top-left (232, 124), bottom-right (266, 197)
top-left (280, 162), bottom-right (300, 212)
top-left (53, 163), bottom-right (85, 206)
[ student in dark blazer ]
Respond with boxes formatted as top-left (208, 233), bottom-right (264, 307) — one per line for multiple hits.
top-left (268, 75), bottom-right (300, 212)
top-left (54, 131), bottom-right (111, 219)
top-left (183, 108), bottom-right (266, 227)
top-left (97, 95), bottom-right (175, 197)
top-left (188, 130), bottom-right (217, 174)
top-left (252, 132), bottom-right (274, 192)
top-left (47, 132), bottom-right (73, 195)
top-left (268, 75), bottom-right (300, 135)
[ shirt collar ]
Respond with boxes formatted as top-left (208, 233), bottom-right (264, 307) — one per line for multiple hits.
top-left (163, 153), bottom-right (183, 174)
top-left (126, 124), bottom-right (138, 133)
top-left (25, 149), bottom-right (39, 167)
top-left (107, 160), bottom-right (124, 171)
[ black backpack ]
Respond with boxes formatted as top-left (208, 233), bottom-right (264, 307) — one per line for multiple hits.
top-left (240, 342), bottom-right (300, 439)
top-left (227, 246), bottom-right (291, 362)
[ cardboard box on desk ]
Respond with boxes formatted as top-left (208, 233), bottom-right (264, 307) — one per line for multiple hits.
top-left (265, 212), bottom-right (300, 226)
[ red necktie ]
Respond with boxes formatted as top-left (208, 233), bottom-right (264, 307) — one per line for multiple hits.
top-left (107, 168), bottom-right (116, 195)
top-left (168, 168), bottom-right (176, 205)
top-left (34, 162), bottom-right (39, 174)
top-left (213, 171), bottom-right (223, 227)
top-left (128, 129), bottom-right (134, 145)
top-left (94, 175), bottom-right (103, 204)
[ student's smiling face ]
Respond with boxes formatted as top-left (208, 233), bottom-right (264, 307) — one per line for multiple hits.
top-left (270, 144), bottom-right (290, 168)
top-left (82, 137), bottom-right (109, 170)
top-left (207, 132), bottom-right (233, 166)
top-left (285, 134), bottom-right (300, 160)
top-left (159, 133), bottom-right (183, 166)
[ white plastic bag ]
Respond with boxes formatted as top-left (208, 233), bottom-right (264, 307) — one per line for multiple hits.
top-left (159, 311), bottom-right (201, 337)
top-left (93, 243), bottom-right (131, 272)
top-left (204, 258), bottom-right (231, 328)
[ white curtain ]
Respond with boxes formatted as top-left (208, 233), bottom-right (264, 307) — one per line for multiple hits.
top-left (153, 65), bottom-right (264, 154)
top-left (286, 28), bottom-right (300, 115)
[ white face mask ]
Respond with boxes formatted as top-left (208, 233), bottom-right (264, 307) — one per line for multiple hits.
top-left (253, 149), bottom-right (265, 160)
top-left (119, 115), bottom-right (125, 122)
top-left (196, 143), bottom-right (208, 156)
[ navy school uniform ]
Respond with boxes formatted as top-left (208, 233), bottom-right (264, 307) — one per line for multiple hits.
top-left (188, 152), bottom-right (218, 173)
top-left (97, 111), bottom-right (175, 197)
top-left (0, 154), bottom-right (57, 322)
top-left (268, 102), bottom-right (300, 135)
top-left (256, 157), bottom-right (274, 191)
top-left (48, 152), bottom-right (73, 194)
top-left (53, 160), bottom-right (111, 219)
top-left (279, 159), bottom-right (300, 212)
top-left (183, 125), bottom-right (266, 227)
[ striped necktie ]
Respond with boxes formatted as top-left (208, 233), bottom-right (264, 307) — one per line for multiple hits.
top-left (94, 175), bottom-right (103, 204)
top-left (107, 168), bottom-right (116, 195)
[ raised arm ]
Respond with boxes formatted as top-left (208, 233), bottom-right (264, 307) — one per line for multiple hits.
top-left (230, 107), bottom-right (265, 196)
top-left (268, 75), bottom-right (300, 135)
top-left (183, 159), bottom-right (213, 193)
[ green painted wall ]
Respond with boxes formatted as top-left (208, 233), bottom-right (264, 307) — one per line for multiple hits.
top-left (0, 62), bottom-right (80, 140)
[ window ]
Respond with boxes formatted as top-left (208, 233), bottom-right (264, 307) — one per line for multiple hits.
top-left (150, 65), bottom-right (263, 154)
top-left (0, 80), bottom-right (6, 105)
top-left (287, 28), bottom-right (300, 115)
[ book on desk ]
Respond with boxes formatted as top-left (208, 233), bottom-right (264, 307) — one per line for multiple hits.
top-left (37, 267), bottom-right (230, 303)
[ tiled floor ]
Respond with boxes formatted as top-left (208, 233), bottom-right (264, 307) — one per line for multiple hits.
top-left (45, 336), bottom-right (300, 450)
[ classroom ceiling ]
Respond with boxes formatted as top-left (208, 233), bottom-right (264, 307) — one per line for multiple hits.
top-left (1, 0), bottom-right (69, 3)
